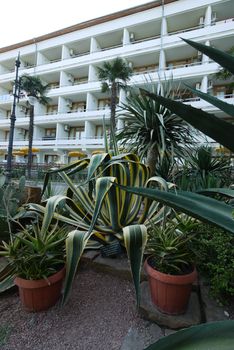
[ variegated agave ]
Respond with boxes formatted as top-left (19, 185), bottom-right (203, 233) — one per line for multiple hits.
top-left (27, 152), bottom-right (173, 306)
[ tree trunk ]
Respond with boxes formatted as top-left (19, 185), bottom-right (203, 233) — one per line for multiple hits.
top-left (110, 82), bottom-right (117, 131)
top-left (27, 105), bottom-right (34, 179)
top-left (146, 144), bottom-right (158, 176)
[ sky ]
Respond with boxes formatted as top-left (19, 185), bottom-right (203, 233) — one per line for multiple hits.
top-left (1, 0), bottom-right (149, 48)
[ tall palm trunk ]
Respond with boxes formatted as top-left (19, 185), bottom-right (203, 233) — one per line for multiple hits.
top-left (110, 82), bottom-right (117, 131)
top-left (110, 82), bottom-right (117, 147)
top-left (146, 144), bottom-right (159, 176)
top-left (27, 105), bottom-right (34, 179)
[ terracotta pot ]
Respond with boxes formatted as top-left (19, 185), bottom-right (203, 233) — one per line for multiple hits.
top-left (144, 258), bottom-right (197, 315)
top-left (14, 267), bottom-right (65, 312)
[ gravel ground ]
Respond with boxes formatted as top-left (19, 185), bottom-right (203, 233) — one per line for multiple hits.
top-left (0, 265), bottom-right (154, 350)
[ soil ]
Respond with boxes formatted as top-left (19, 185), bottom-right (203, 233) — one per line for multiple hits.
top-left (0, 265), bottom-right (149, 350)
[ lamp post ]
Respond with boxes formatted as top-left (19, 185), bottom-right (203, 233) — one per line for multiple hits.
top-left (6, 53), bottom-right (21, 182)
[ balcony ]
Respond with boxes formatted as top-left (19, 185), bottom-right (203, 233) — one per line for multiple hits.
top-left (0, 137), bottom-right (104, 149)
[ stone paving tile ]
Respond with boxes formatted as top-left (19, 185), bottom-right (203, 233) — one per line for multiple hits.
top-left (120, 320), bottom-right (164, 350)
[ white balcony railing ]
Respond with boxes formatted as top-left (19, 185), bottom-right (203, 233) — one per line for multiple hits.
top-left (0, 137), bottom-right (104, 149)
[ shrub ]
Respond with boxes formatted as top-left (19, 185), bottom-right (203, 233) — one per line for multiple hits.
top-left (193, 224), bottom-right (234, 302)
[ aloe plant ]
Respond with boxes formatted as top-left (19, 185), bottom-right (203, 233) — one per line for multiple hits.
top-left (145, 320), bottom-right (234, 350)
top-left (21, 153), bottom-right (175, 306)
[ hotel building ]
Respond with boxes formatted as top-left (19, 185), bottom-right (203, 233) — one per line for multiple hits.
top-left (0, 0), bottom-right (233, 164)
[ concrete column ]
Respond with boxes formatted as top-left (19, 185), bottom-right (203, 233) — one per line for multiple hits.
top-left (159, 50), bottom-right (166, 71)
top-left (205, 5), bottom-right (212, 26)
top-left (88, 65), bottom-right (97, 82)
top-left (34, 126), bottom-right (44, 140)
top-left (60, 71), bottom-right (73, 87)
top-left (61, 151), bottom-right (68, 164)
top-left (202, 40), bottom-right (210, 64)
top-left (161, 17), bottom-right (168, 36)
top-left (58, 97), bottom-right (69, 113)
top-left (85, 121), bottom-right (95, 138)
top-left (36, 52), bottom-right (49, 66)
top-left (90, 37), bottom-right (101, 53)
top-left (36, 102), bottom-right (46, 116)
top-left (62, 45), bottom-right (70, 60)
top-left (37, 152), bottom-right (44, 163)
top-left (86, 93), bottom-right (97, 111)
top-left (201, 76), bottom-right (208, 93)
top-left (57, 123), bottom-right (67, 140)
top-left (123, 28), bottom-right (130, 45)
top-left (119, 88), bottom-right (127, 107)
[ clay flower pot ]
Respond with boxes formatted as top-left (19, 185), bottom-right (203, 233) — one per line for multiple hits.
top-left (14, 267), bottom-right (65, 312)
top-left (144, 258), bottom-right (197, 315)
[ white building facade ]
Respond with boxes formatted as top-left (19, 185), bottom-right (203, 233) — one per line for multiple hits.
top-left (0, 0), bottom-right (233, 164)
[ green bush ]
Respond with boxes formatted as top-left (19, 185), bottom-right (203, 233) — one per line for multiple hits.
top-left (193, 224), bottom-right (234, 302)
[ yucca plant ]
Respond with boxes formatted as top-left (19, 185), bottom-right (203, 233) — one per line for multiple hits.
top-left (177, 145), bottom-right (231, 191)
top-left (117, 39), bottom-right (234, 236)
top-left (19, 152), bottom-right (175, 306)
top-left (117, 83), bottom-right (195, 175)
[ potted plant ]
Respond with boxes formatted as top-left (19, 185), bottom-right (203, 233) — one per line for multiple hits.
top-left (0, 198), bottom-right (68, 312)
top-left (145, 214), bottom-right (198, 315)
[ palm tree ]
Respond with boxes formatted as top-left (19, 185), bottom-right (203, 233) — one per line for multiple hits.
top-left (117, 85), bottom-right (196, 175)
top-left (97, 57), bottom-right (132, 141)
top-left (20, 75), bottom-right (50, 178)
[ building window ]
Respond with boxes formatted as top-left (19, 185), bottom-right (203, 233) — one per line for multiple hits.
top-left (71, 102), bottom-right (86, 112)
top-left (44, 154), bottom-right (58, 164)
top-left (46, 105), bottom-right (58, 115)
top-left (24, 154), bottom-right (37, 164)
top-left (69, 127), bottom-right (85, 139)
top-left (42, 128), bottom-right (56, 140)
top-left (95, 126), bottom-right (103, 137)
top-left (98, 99), bottom-right (111, 110)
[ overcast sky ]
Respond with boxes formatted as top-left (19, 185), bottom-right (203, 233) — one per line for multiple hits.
top-left (1, 0), bottom-right (149, 48)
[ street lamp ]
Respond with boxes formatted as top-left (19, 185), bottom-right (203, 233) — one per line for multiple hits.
top-left (6, 53), bottom-right (21, 182)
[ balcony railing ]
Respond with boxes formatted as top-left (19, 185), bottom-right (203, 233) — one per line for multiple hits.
top-left (0, 94), bottom-right (13, 102)
top-left (1, 15), bottom-right (233, 79)
top-left (0, 136), bottom-right (104, 149)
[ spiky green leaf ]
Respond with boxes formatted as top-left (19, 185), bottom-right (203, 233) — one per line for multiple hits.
top-left (61, 230), bottom-right (90, 305)
top-left (115, 184), bottom-right (234, 234)
top-left (184, 84), bottom-right (234, 117)
top-left (145, 320), bottom-right (234, 350)
top-left (123, 224), bottom-right (147, 307)
top-left (141, 90), bottom-right (234, 153)
top-left (182, 38), bottom-right (234, 75)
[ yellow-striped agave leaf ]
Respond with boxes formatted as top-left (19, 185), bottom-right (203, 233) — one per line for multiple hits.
top-left (123, 224), bottom-right (147, 307)
top-left (87, 153), bottom-right (110, 182)
top-left (42, 158), bottom-right (89, 196)
top-left (62, 230), bottom-right (90, 305)
top-left (40, 195), bottom-right (68, 238)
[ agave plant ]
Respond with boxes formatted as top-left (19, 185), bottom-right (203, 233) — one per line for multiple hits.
top-left (145, 320), bottom-right (234, 350)
top-left (20, 152), bottom-right (175, 306)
